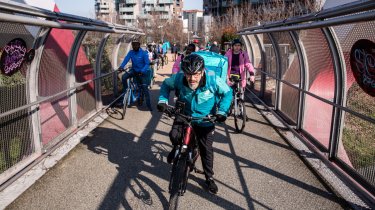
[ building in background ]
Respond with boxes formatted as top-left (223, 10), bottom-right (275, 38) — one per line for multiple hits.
top-left (173, 0), bottom-right (184, 19)
top-left (182, 10), bottom-right (203, 33)
top-left (95, 0), bottom-right (184, 27)
top-left (95, 0), bottom-right (117, 23)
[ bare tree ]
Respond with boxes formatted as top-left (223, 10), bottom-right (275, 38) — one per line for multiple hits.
top-left (163, 17), bottom-right (184, 44)
top-left (208, 0), bottom-right (322, 46)
top-left (136, 12), bottom-right (184, 45)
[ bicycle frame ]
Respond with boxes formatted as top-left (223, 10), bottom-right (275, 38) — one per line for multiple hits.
top-left (171, 114), bottom-right (198, 167)
top-left (231, 75), bottom-right (242, 116)
top-left (120, 69), bottom-right (146, 107)
top-left (230, 74), bottom-right (247, 133)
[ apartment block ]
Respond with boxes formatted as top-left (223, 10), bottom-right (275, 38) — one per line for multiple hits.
top-left (173, 0), bottom-right (184, 19)
top-left (96, 0), bottom-right (184, 26)
top-left (95, 0), bottom-right (117, 22)
top-left (182, 10), bottom-right (203, 33)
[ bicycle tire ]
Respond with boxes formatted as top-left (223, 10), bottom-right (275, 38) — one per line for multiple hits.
top-left (165, 55), bottom-right (169, 65)
top-left (168, 154), bottom-right (188, 210)
top-left (138, 88), bottom-right (144, 106)
top-left (149, 78), bottom-right (155, 89)
top-left (228, 101), bottom-right (234, 117)
top-left (234, 99), bottom-right (246, 133)
top-left (122, 88), bottom-right (131, 119)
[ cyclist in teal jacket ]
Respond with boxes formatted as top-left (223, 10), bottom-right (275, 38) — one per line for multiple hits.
top-left (157, 54), bottom-right (232, 194)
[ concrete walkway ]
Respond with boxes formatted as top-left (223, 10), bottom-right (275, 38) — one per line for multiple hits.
top-left (7, 54), bottom-right (348, 210)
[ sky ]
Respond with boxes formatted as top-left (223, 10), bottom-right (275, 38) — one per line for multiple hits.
top-left (54, 0), bottom-right (203, 19)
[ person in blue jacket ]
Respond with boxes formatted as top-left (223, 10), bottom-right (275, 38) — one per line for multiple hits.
top-left (157, 54), bottom-right (232, 194)
top-left (119, 40), bottom-right (152, 111)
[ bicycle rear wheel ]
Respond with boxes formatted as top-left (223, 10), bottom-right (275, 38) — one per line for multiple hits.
top-left (137, 88), bottom-right (144, 106)
top-left (228, 101), bottom-right (234, 117)
top-left (234, 99), bottom-right (246, 133)
top-left (168, 154), bottom-right (188, 210)
top-left (122, 88), bottom-right (131, 119)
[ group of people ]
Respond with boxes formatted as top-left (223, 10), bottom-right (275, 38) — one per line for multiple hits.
top-left (118, 38), bottom-right (255, 195)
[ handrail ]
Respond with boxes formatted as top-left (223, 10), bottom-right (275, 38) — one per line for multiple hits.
top-left (0, 70), bottom-right (120, 120)
top-left (255, 70), bottom-right (375, 125)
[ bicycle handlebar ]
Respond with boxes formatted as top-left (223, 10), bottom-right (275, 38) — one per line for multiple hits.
top-left (117, 67), bottom-right (130, 73)
top-left (117, 67), bottom-right (143, 77)
top-left (229, 74), bottom-right (241, 83)
top-left (163, 104), bottom-right (216, 123)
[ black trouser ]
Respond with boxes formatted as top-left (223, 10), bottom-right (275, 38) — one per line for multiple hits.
top-left (169, 117), bottom-right (215, 179)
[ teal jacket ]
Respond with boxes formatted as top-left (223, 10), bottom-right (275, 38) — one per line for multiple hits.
top-left (158, 70), bottom-right (232, 126)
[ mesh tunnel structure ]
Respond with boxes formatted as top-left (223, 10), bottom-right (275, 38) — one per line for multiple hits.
top-left (238, 0), bottom-right (375, 205)
top-left (0, 0), bottom-right (374, 208)
top-left (0, 0), bottom-right (143, 188)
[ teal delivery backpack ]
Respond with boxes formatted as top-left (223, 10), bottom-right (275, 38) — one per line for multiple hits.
top-left (193, 51), bottom-right (228, 81)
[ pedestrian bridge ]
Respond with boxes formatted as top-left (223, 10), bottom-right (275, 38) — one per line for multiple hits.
top-left (0, 1), bottom-right (374, 209)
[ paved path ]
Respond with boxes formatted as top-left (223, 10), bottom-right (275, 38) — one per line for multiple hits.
top-left (7, 54), bottom-right (348, 210)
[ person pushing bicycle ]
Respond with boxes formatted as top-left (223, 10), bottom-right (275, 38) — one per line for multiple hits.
top-left (225, 39), bottom-right (255, 97)
top-left (157, 54), bottom-right (232, 194)
top-left (118, 39), bottom-right (152, 111)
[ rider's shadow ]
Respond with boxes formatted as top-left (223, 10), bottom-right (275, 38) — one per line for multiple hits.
top-left (82, 122), bottom-right (171, 209)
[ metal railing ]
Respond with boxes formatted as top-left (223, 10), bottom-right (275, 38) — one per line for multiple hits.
top-left (239, 0), bottom-right (375, 205)
top-left (0, 1), bottom-right (143, 188)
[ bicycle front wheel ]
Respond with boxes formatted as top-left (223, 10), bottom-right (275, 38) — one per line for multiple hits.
top-left (168, 154), bottom-right (188, 210)
top-left (234, 99), bottom-right (246, 133)
top-left (122, 88), bottom-right (131, 119)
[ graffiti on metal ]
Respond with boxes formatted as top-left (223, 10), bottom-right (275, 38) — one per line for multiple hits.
top-left (350, 39), bottom-right (375, 97)
top-left (0, 38), bottom-right (27, 76)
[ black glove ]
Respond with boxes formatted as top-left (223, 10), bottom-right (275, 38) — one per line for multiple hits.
top-left (118, 68), bottom-right (124, 72)
top-left (215, 114), bottom-right (227, 123)
top-left (157, 103), bottom-right (168, 112)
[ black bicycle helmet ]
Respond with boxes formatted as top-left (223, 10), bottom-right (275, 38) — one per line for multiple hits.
top-left (232, 38), bottom-right (242, 46)
top-left (181, 54), bottom-right (205, 74)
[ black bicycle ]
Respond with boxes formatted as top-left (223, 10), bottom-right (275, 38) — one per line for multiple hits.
top-left (161, 102), bottom-right (216, 210)
top-left (229, 74), bottom-right (247, 133)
